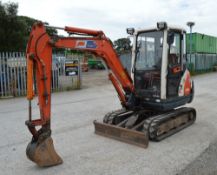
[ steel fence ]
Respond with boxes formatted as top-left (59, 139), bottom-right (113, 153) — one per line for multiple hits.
top-left (0, 52), bottom-right (81, 98)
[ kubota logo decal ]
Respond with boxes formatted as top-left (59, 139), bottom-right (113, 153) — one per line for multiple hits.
top-left (75, 40), bottom-right (97, 49)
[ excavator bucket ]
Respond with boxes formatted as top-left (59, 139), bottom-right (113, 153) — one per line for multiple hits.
top-left (94, 120), bottom-right (149, 148)
top-left (26, 137), bottom-right (63, 167)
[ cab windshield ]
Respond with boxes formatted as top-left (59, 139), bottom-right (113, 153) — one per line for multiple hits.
top-left (135, 31), bottom-right (163, 70)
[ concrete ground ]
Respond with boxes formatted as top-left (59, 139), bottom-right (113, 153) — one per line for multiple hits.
top-left (0, 71), bottom-right (217, 175)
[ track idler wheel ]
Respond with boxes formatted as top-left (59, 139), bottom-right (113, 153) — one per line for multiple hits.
top-left (26, 136), bottom-right (63, 167)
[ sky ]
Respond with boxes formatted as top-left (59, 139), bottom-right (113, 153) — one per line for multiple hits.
top-left (2, 0), bottom-right (217, 40)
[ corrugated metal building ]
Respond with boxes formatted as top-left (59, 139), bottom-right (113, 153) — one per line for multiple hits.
top-left (119, 52), bottom-right (132, 74)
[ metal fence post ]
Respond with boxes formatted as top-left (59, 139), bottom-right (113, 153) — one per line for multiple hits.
top-left (77, 57), bottom-right (82, 89)
top-left (6, 52), bottom-right (10, 97)
top-left (3, 52), bottom-right (7, 97)
top-left (0, 53), bottom-right (3, 98)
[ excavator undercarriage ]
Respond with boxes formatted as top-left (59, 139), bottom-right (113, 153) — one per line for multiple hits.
top-left (94, 107), bottom-right (196, 147)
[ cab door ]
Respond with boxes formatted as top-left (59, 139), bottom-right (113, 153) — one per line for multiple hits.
top-left (167, 32), bottom-right (183, 98)
top-left (134, 30), bottom-right (163, 99)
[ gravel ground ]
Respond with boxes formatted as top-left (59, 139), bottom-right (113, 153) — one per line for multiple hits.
top-left (82, 69), bottom-right (109, 88)
top-left (0, 71), bottom-right (217, 175)
top-left (179, 139), bottom-right (217, 175)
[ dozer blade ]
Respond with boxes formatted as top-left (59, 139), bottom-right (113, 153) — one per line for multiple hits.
top-left (93, 120), bottom-right (149, 148)
top-left (26, 136), bottom-right (63, 167)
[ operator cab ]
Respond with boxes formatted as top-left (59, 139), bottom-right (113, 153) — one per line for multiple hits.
top-left (129, 22), bottom-right (194, 111)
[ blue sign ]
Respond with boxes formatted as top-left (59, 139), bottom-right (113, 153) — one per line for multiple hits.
top-left (86, 41), bottom-right (97, 49)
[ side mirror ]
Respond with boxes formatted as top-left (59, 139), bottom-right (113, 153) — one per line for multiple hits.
top-left (132, 62), bottom-right (137, 73)
top-left (137, 40), bottom-right (141, 49)
top-left (167, 32), bottom-right (174, 45)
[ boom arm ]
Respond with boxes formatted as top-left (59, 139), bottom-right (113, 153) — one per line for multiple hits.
top-left (26, 22), bottom-right (134, 140)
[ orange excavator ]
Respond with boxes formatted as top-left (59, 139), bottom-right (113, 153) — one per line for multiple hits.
top-left (25, 22), bottom-right (196, 167)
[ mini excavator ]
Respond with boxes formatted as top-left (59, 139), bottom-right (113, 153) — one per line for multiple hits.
top-left (25, 22), bottom-right (196, 167)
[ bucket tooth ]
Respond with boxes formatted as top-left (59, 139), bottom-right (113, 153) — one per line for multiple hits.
top-left (26, 136), bottom-right (63, 167)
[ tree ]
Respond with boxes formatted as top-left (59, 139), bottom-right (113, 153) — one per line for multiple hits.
top-left (18, 16), bottom-right (57, 51)
top-left (18, 16), bottom-right (57, 36)
top-left (113, 38), bottom-right (132, 54)
top-left (0, 1), bottom-right (57, 52)
top-left (4, 1), bottom-right (17, 16)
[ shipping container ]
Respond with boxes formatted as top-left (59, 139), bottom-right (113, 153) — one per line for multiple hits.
top-left (187, 53), bottom-right (217, 72)
top-left (186, 33), bottom-right (217, 54)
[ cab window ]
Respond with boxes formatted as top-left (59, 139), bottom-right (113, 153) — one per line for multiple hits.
top-left (168, 32), bottom-right (181, 67)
